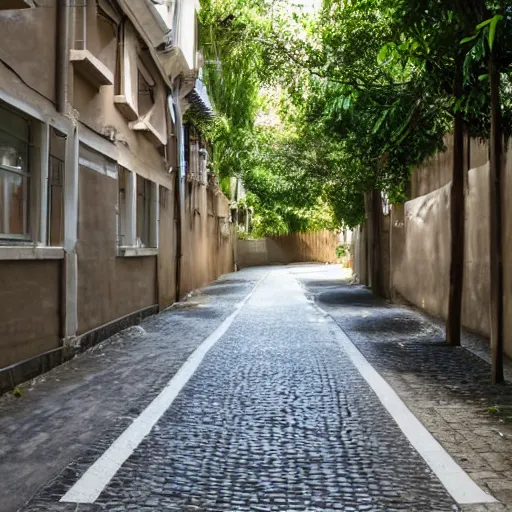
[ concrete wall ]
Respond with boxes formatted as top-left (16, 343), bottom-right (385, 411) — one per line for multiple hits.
top-left (393, 183), bottom-right (451, 320)
top-left (410, 135), bottom-right (453, 199)
top-left (393, 155), bottom-right (493, 334)
top-left (180, 181), bottom-right (234, 295)
top-left (501, 145), bottom-right (512, 356)
top-left (237, 230), bottom-right (338, 269)
top-left (353, 223), bottom-right (367, 284)
top-left (0, 261), bottom-right (61, 368)
top-left (354, 138), bottom-right (512, 357)
top-left (352, 215), bottom-right (391, 297)
top-left (0, 3), bottom-right (57, 103)
top-left (77, 166), bottom-right (157, 335)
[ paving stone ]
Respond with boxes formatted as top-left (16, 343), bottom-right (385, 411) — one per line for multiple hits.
top-left (296, 264), bottom-right (512, 508)
top-left (24, 268), bottom-right (459, 511)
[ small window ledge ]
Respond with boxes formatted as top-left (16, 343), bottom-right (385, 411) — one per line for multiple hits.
top-left (114, 95), bottom-right (139, 122)
top-left (118, 246), bottom-right (158, 258)
top-left (129, 118), bottom-right (167, 146)
top-left (0, 246), bottom-right (64, 261)
top-left (70, 49), bottom-right (114, 89)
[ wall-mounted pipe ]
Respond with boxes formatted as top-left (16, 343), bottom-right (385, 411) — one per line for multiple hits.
top-left (56, 0), bottom-right (70, 113)
top-left (171, 92), bottom-right (183, 301)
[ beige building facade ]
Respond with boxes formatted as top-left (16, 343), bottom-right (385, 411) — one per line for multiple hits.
top-left (0, 0), bottom-right (233, 389)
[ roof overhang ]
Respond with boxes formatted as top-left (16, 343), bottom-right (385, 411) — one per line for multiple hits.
top-left (118, 0), bottom-right (169, 48)
top-left (158, 46), bottom-right (191, 84)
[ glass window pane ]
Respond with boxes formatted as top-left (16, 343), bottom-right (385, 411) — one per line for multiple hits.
top-left (0, 168), bottom-right (28, 236)
top-left (0, 131), bottom-right (27, 174)
top-left (136, 175), bottom-right (150, 247)
top-left (0, 106), bottom-right (29, 143)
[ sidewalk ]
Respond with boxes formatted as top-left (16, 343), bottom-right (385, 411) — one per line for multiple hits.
top-left (294, 264), bottom-right (512, 512)
top-left (0, 267), bottom-right (267, 512)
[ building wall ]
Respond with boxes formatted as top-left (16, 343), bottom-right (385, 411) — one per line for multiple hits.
top-left (157, 183), bottom-right (177, 308)
top-left (0, 261), bottom-right (61, 368)
top-left (0, 3), bottom-right (57, 103)
top-left (178, 0), bottom-right (198, 69)
top-left (237, 230), bottom-right (338, 269)
top-left (0, 0), bottom-right (233, 386)
top-left (76, 165), bottom-right (157, 334)
top-left (0, 4), bottom-right (69, 373)
top-left (180, 181), bottom-right (233, 295)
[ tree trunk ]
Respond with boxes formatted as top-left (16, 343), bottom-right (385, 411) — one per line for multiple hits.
top-left (370, 189), bottom-right (384, 297)
top-left (489, 52), bottom-right (504, 384)
top-left (446, 67), bottom-right (465, 347)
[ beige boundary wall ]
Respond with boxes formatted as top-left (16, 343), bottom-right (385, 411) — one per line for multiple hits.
top-left (353, 138), bottom-right (512, 358)
top-left (237, 230), bottom-right (338, 268)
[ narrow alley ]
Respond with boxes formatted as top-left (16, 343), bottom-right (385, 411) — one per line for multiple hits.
top-left (2, 1), bottom-right (512, 512)
top-left (2, 265), bottom-right (511, 512)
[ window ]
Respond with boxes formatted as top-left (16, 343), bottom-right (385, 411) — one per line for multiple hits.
top-left (137, 60), bottom-right (155, 118)
top-left (118, 168), bottom-right (159, 253)
top-left (115, 22), bottom-right (167, 146)
top-left (0, 104), bottom-right (65, 249)
top-left (70, 0), bottom-right (116, 90)
top-left (136, 174), bottom-right (152, 247)
top-left (47, 129), bottom-right (66, 246)
top-left (0, 107), bottom-right (30, 240)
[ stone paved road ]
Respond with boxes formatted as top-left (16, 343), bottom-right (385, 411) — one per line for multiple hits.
top-left (0, 268), bottom-right (266, 512)
top-left (294, 265), bottom-right (512, 512)
top-left (21, 267), bottom-right (463, 512)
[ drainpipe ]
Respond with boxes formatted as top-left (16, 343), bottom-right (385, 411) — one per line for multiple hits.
top-left (172, 91), bottom-right (183, 301)
top-left (56, 1), bottom-right (79, 346)
top-left (56, 0), bottom-right (70, 113)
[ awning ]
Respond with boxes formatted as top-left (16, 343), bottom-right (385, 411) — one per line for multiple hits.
top-left (186, 79), bottom-right (215, 120)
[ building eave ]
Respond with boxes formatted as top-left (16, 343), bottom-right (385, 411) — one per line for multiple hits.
top-left (158, 46), bottom-right (192, 84)
top-left (116, 0), bottom-right (174, 89)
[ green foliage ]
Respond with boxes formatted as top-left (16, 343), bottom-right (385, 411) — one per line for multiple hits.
top-left (336, 243), bottom-right (350, 259)
top-left (199, 0), bottom-right (512, 236)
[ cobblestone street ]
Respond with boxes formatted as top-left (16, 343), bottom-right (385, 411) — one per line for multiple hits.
top-left (1, 265), bottom-right (509, 511)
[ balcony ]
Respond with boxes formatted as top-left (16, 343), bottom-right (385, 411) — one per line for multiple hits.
top-left (70, 50), bottom-right (114, 90)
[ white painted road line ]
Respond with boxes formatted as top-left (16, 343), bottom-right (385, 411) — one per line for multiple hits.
top-left (61, 274), bottom-right (267, 504)
top-left (316, 305), bottom-right (496, 505)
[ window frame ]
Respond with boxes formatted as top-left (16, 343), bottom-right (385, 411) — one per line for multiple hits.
top-left (0, 107), bottom-right (60, 245)
top-left (0, 98), bottom-right (70, 261)
top-left (117, 167), bottom-right (159, 257)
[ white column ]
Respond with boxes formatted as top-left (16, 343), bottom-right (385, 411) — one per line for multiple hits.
top-left (150, 182), bottom-right (159, 248)
top-left (64, 125), bottom-right (79, 340)
top-left (125, 170), bottom-right (136, 246)
top-left (38, 123), bottom-right (50, 245)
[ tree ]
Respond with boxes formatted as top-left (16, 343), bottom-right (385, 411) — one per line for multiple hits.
top-left (461, 6), bottom-right (512, 382)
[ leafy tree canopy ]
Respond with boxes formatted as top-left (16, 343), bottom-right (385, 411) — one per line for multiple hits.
top-left (197, 0), bottom-right (512, 235)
